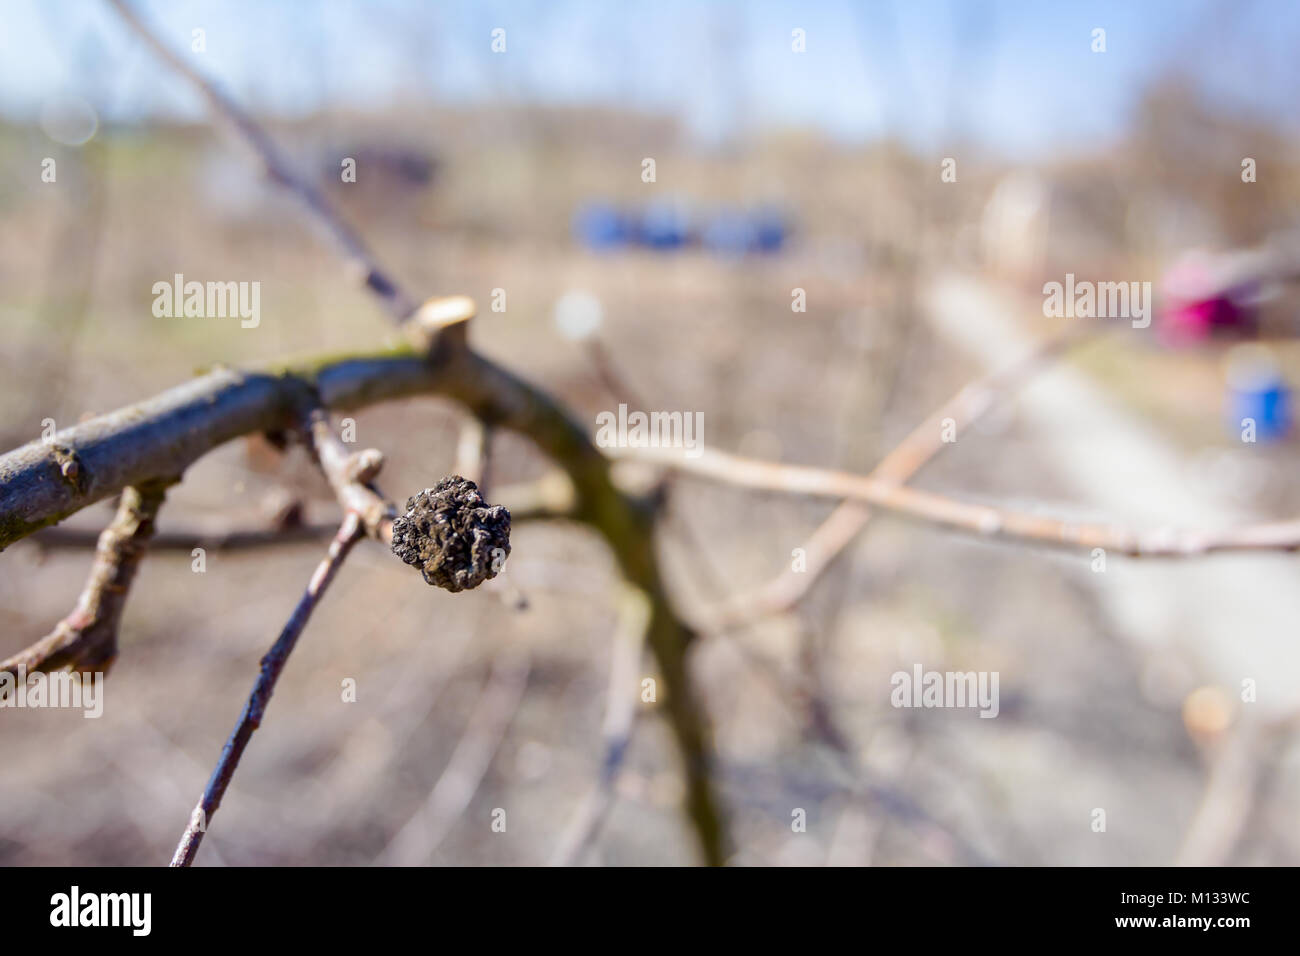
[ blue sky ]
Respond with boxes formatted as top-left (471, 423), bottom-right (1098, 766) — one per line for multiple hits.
top-left (2, 0), bottom-right (1296, 157)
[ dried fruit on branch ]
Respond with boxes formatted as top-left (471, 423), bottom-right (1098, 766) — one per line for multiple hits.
top-left (390, 477), bottom-right (511, 592)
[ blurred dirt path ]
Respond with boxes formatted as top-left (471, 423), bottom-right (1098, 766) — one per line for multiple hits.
top-left (922, 271), bottom-right (1300, 716)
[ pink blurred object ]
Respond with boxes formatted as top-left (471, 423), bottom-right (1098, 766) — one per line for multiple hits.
top-left (1159, 251), bottom-right (1259, 345)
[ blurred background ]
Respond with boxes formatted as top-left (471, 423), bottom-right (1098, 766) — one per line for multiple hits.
top-left (3, 0), bottom-right (1300, 865)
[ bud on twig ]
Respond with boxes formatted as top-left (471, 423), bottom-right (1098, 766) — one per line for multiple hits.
top-left (345, 448), bottom-right (385, 485)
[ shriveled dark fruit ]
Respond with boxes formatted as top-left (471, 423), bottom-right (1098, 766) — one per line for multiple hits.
top-left (390, 476), bottom-right (511, 592)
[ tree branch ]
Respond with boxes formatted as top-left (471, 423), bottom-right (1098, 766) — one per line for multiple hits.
top-left (28, 475), bottom-right (574, 553)
top-left (378, 649), bottom-right (531, 865)
top-left (170, 512), bottom-right (364, 867)
top-left (455, 417), bottom-right (493, 494)
top-left (616, 441), bottom-right (1300, 558)
top-left (103, 0), bottom-right (730, 848)
top-left (104, 0), bottom-right (419, 322)
top-left (2, 482), bottom-right (168, 681)
top-left (550, 584), bottom-right (650, 865)
top-left (302, 407), bottom-right (396, 542)
top-left (33, 521), bottom-right (341, 552)
top-left (702, 328), bottom-right (1091, 629)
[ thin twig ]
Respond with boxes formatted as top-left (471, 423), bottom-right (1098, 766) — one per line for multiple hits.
top-left (550, 585), bottom-right (651, 865)
top-left (617, 440), bottom-right (1300, 559)
top-left (105, 0), bottom-right (418, 322)
top-left (1175, 718), bottom-right (1272, 866)
top-left (29, 476), bottom-right (574, 554)
top-left (668, 483), bottom-right (989, 864)
top-left (33, 521), bottom-right (332, 552)
top-left (455, 417), bottom-right (493, 495)
top-left (303, 408), bottom-right (396, 541)
top-left (701, 328), bottom-right (1091, 630)
top-left (2, 482), bottom-right (167, 680)
top-left (378, 649), bottom-right (531, 865)
top-left (170, 511), bottom-right (364, 867)
top-left (802, 701), bottom-right (991, 865)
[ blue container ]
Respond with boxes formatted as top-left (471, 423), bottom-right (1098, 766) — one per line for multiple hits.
top-left (638, 201), bottom-right (692, 250)
top-left (1227, 382), bottom-right (1291, 441)
top-left (750, 207), bottom-right (788, 254)
top-left (701, 210), bottom-right (756, 258)
top-left (1225, 345), bottom-right (1291, 442)
top-left (573, 203), bottom-right (632, 251)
